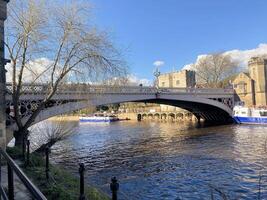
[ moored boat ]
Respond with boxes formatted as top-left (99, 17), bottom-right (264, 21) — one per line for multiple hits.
top-left (79, 113), bottom-right (119, 122)
top-left (233, 106), bottom-right (267, 124)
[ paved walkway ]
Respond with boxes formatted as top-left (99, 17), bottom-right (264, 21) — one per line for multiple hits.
top-left (1, 163), bottom-right (32, 199)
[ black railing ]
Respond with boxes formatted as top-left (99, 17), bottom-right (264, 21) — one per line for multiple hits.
top-left (0, 148), bottom-right (47, 200)
top-left (110, 177), bottom-right (119, 200)
top-left (78, 162), bottom-right (120, 200)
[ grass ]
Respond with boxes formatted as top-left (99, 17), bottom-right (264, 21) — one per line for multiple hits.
top-left (6, 147), bottom-right (110, 200)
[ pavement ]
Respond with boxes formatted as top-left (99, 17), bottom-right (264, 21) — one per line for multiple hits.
top-left (0, 162), bottom-right (33, 199)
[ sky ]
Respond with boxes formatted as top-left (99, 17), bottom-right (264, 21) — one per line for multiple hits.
top-left (88, 0), bottom-right (267, 83)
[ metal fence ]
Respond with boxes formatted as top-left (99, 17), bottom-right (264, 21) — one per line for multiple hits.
top-left (0, 148), bottom-right (47, 200)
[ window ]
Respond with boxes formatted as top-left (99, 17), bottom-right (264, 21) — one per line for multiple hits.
top-left (237, 83), bottom-right (247, 94)
top-left (238, 84), bottom-right (244, 89)
top-left (260, 111), bottom-right (267, 116)
top-left (161, 82), bottom-right (165, 87)
top-left (176, 80), bottom-right (180, 85)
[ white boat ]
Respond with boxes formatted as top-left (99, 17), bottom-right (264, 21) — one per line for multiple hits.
top-left (79, 113), bottom-right (119, 122)
top-left (233, 105), bottom-right (267, 124)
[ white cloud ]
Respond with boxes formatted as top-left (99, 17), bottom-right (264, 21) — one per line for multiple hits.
top-left (182, 43), bottom-right (267, 70)
top-left (182, 63), bottom-right (194, 70)
top-left (153, 60), bottom-right (164, 67)
top-left (6, 57), bottom-right (63, 83)
top-left (224, 43), bottom-right (267, 69)
top-left (127, 74), bottom-right (152, 86)
top-left (5, 58), bottom-right (152, 87)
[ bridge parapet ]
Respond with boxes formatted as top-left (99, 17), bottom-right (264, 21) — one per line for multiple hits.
top-left (6, 83), bottom-right (234, 95)
top-left (5, 83), bottom-right (235, 132)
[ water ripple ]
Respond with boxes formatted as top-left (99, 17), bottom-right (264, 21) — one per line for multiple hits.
top-left (40, 121), bottom-right (267, 199)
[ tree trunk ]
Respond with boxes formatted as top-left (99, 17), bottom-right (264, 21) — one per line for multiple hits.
top-left (14, 129), bottom-right (29, 147)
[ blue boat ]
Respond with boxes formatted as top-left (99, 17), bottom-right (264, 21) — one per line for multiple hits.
top-left (79, 113), bottom-right (119, 122)
top-left (233, 106), bottom-right (267, 124)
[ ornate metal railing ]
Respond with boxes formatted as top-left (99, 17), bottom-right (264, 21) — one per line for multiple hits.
top-left (0, 148), bottom-right (47, 200)
top-left (5, 83), bottom-right (234, 95)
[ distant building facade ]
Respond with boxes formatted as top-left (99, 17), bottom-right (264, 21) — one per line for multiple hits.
top-left (118, 69), bottom-right (197, 119)
top-left (158, 70), bottom-right (196, 88)
top-left (233, 57), bottom-right (267, 106)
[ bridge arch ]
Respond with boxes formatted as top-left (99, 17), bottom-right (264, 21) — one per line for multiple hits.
top-left (154, 113), bottom-right (160, 120)
top-left (176, 113), bottom-right (184, 120)
top-left (8, 92), bottom-right (234, 131)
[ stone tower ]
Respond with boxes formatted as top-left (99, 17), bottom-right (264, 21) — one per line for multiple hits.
top-left (248, 57), bottom-right (267, 106)
top-left (158, 70), bottom-right (196, 88)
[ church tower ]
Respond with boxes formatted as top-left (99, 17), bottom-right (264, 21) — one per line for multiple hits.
top-left (248, 57), bottom-right (267, 106)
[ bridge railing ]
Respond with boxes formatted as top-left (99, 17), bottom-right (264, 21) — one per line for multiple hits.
top-left (161, 87), bottom-right (234, 94)
top-left (5, 83), bottom-right (234, 95)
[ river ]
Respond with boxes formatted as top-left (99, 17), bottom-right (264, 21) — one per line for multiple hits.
top-left (34, 121), bottom-right (267, 199)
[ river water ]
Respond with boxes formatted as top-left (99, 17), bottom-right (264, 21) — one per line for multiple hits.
top-left (43, 121), bottom-right (267, 199)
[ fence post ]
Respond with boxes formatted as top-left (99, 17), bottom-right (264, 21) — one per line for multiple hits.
top-left (26, 140), bottom-right (30, 167)
top-left (45, 147), bottom-right (49, 180)
top-left (7, 163), bottom-right (14, 200)
top-left (79, 163), bottom-right (85, 200)
top-left (110, 177), bottom-right (119, 200)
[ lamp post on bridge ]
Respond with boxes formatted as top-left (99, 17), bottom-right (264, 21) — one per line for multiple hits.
top-left (153, 67), bottom-right (161, 90)
top-left (0, 0), bottom-right (9, 148)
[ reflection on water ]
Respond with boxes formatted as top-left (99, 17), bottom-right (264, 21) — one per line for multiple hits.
top-left (35, 121), bottom-right (267, 199)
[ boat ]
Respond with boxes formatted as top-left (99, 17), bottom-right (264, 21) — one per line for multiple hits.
top-left (233, 105), bottom-right (267, 124)
top-left (79, 113), bottom-right (119, 122)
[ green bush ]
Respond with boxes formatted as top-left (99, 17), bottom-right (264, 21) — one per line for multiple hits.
top-left (6, 146), bottom-right (23, 159)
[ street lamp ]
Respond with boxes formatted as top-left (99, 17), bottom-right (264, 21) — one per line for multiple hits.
top-left (153, 67), bottom-right (160, 89)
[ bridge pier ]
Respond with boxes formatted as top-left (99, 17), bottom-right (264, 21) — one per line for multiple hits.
top-left (196, 116), bottom-right (201, 123)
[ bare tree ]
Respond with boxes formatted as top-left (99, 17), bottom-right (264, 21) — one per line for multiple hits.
top-left (5, 0), bottom-right (127, 146)
top-left (30, 118), bottom-right (76, 153)
top-left (192, 53), bottom-right (238, 88)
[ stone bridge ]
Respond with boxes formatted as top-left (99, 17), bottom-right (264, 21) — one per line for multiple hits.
top-left (137, 111), bottom-right (196, 121)
top-left (5, 84), bottom-right (235, 131)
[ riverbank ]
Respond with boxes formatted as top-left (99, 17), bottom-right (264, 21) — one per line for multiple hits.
top-left (48, 115), bottom-right (79, 121)
top-left (6, 147), bottom-right (110, 200)
top-left (49, 112), bottom-right (196, 122)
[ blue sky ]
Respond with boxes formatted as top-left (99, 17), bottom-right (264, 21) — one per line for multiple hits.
top-left (91, 0), bottom-right (267, 81)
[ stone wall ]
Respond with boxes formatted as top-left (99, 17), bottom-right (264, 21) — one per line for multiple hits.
top-left (248, 57), bottom-right (267, 106)
top-left (233, 73), bottom-right (255, 106)
top-left (117, 113), bottom-right (138, 120)
top-left (158, 73), bottom-right (173, 87)
top-left (233, 57), bottom-right (267, 106)
top-left (0, 0), bottom-right (8, 148)
top-left (158, 70), bottom-right (196, 88)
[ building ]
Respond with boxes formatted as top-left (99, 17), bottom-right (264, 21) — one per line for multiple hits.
top-left (158, 70), bottom-right (196, 88)
top-left (119, 69), bottom-right (196, 118)
top-left (233, 57), bottom-right (267, 106)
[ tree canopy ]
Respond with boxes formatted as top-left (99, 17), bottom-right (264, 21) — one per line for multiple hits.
top-left (192, 53), bottom-right (238, 88)
top-left (5, 0), bottom-right (127, 146)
